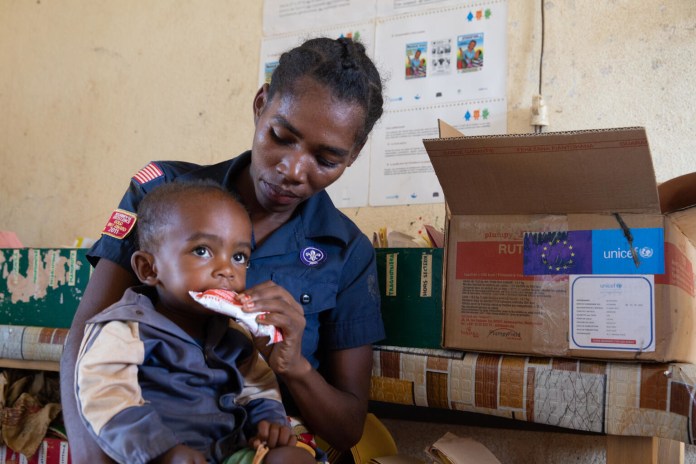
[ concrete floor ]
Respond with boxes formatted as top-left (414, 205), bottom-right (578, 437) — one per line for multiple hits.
top-left (373, 405), bottom-right (696, 464)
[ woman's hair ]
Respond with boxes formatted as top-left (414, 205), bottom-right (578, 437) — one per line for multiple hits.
top-left (135, 179), bottom-right (242, 252)
top-left (268, 37), bottom-right (384, 146)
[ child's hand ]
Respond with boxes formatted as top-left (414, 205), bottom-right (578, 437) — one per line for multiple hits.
top-left (151, 444), bottom-right (207, 464)
top-left (249, 420), bottom-right (297, 449)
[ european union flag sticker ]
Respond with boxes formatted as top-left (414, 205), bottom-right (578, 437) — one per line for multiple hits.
top-left (523, 231), bottom-right (592, 275)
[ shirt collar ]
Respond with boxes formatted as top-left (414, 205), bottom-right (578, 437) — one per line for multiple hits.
top-left (298, 190), bottom-right (351, 245)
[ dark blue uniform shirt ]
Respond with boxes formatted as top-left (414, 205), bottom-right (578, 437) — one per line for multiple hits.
top-left (88, 152), bottom-right (385, 373)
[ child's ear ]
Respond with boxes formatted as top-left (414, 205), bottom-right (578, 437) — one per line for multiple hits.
top-left (131, 251), bottom-right (158, 286)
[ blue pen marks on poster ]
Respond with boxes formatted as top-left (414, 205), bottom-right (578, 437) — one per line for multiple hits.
top-left (523, 231), bottom-right (592, 275)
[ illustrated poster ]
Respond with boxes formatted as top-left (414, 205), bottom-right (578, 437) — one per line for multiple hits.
top-left (259, 0), bottom-right (509, 207)
top-left (369, 1), bottom-right (508, 205)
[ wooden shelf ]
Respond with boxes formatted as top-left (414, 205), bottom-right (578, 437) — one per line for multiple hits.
top-left (0, 358), bottom-right (60, 372)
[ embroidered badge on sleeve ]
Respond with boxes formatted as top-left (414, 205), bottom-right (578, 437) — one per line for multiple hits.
top-left (101, 209), bottom-right (137, 239)
top-left (132, 162), bottom-right (164, 185)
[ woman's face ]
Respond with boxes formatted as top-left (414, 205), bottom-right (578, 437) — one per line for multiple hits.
top-left (250, 77), bottom-right (366, 214)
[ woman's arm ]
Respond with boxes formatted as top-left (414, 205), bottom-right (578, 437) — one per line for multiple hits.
top-left (59, 259), bottom-right (139, 464)
top-left (240, 281), bottom-right (373, 450)
top-left (281, 345), bottom-right (373, 450)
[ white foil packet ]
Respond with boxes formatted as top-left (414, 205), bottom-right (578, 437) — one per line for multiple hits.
top-left (189, 289), bottom-right (283, 344)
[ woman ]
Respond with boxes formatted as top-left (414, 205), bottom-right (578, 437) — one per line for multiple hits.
top-left (60, 37), bottom-right (386, 463)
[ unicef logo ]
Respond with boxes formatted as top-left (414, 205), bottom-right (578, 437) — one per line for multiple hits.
top-left (638, 247), bottom-right (654, 259)
top-left (300, 247), bottom-right (326, 266)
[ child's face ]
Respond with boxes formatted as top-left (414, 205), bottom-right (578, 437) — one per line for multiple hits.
top-left (150, 192), bottom-right (252, 314)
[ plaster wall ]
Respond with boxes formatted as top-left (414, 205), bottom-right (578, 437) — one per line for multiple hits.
top-left (1, 1), bottom-right (695, 248)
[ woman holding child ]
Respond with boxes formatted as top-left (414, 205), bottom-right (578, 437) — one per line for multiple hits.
top-left (60, 36), bottom-right (386, 463)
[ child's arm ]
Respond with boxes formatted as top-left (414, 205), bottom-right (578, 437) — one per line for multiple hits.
top-left (236, 340), bottom-right (287, 414)
top-left (248, 419), bottom-right (297, 449)
top-left (75, 320), bottom-right (182, 463)
top-left (234, 340), bottom-right (290, 442)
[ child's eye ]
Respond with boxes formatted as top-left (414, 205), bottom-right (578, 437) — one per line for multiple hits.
top-left (193, 247), bottom-right (211, 258)
top-left (233, 253), bottom-right (250, 267)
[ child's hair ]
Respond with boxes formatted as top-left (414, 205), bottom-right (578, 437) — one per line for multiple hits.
top-left (135, 180), bottom-right (242, 252)
top-left (268, 37), bottom-right (384, 146)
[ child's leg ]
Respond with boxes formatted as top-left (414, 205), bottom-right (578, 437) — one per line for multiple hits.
top-left (264, 445), bottom-right (316, 464)
top-left (221, 447), bottom-right (256, 464)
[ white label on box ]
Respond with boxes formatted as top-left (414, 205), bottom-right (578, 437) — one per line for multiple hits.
top-left (385, 253), bottom-right (398, 297)
top-left (569, 275), bottom-right (655, 352)
top-left (420, 253), bottom-right (433, 298)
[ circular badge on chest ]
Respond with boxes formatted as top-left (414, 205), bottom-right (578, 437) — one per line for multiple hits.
top-left (300, 246), bottom-right (326, 266)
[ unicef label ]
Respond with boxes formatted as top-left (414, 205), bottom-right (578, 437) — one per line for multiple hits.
top-left (523, 228), bottom-right (664, 276)
top-left (592, 228), bottom-right (664, 275)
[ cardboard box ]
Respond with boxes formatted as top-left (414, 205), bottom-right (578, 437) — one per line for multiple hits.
top-left (423, 123), bottom-right (696, 362)
top-left (375, 248), bottom-right (443, 348)
top-left (0, 248), bottom-right (91, 328)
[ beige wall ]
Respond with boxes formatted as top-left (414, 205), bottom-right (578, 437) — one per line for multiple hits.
top-left (1, 1), bottom-right (695, 247)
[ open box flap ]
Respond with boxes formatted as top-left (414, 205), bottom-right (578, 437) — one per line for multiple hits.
top-left (424, 123), bottom-right (661, 215)
top-left (659, 171), bottom-right (696, 213)
top-left (659, 171), bottom-right (696, 245)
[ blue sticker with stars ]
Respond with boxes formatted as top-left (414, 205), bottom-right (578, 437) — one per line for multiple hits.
top-left (524, 231), bottom-right (592, 275)
top-left (523, 228), bottom-right (664, 275)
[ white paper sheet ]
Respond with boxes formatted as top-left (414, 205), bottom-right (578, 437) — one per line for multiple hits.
top-left (369, 98), bottom-right (506, 206)
top-left (377, 0), bottom-right (469, 18)
top-left (569, 275), bottom-right (656, 352)
top-left (367, 1), bottom-right (508, 205)
top-left (262, 0), bottom-right (377, 36)
top-left (259, 0), bottom-right (509, 207)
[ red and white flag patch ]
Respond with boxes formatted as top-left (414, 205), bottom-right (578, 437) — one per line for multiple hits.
top-left (101, 209), bottom-right (137, 239)
top-left (132, 162), bottom-right (164, 185)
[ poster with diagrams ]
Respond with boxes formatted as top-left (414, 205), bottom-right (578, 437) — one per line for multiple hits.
top-left (369, 2), bottom-right (508, 205)
top-left (259, 0), bottom-right (508, 207)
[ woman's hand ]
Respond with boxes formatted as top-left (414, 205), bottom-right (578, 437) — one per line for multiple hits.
top-left (238, 281), bottom-right (310, 377)
top-left (239, 281), bottom-right (372, 450)
top-left (151, 444), bottom-right (207, 464)
top-left (249, 420), bottom-right (297, 449)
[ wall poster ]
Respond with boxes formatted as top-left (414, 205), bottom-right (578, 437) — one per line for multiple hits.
top-left (259, 0), bottom-right (508, 207)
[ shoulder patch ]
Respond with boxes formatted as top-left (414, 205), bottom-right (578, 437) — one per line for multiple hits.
top-left (132, 162), bottom-right (164, 185)
top-left (101, 209), bottom-right (137, 240)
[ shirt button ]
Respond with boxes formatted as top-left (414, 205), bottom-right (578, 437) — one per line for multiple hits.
top-left (300, 293), bottom-right (311, 305)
